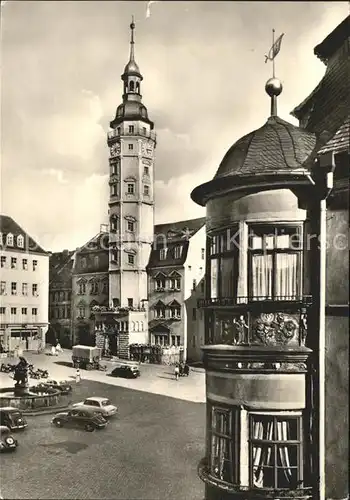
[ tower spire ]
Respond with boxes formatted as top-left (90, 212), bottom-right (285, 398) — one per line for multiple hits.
top-left (129, 16), bottom-right (135, 63)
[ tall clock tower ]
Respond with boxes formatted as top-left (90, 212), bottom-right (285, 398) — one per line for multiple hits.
top-left (107, 20), bottom-right (156, 309)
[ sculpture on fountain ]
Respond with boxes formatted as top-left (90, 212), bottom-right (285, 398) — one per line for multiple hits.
top-left (13, 357), bottom-right (30, 396)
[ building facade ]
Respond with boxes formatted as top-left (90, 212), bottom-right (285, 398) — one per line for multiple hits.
top-left (93, 20), bottom-right (156, 358)
top-left (0, 215), bottom-right (49, 352)
top-left (186, 276), bottom-right (205, 363)
top-left (192, 16), bottom-right (349, 500)
top-left (147, 218), bottom-right (206, 360)
top-left (291, 17), bottom-right (349, 500)
top-left (47, 250), bottom-right (75, 348)
top-left (71, 231), bottom-right (109, 346)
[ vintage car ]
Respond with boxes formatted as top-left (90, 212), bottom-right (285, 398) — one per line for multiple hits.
top-left (51, 408), bottom-right (108, 432)
top-left (40, 379), bottom-right (73, 395)
top-left (111, 364), bottom-right (141, 379)
top-left (0, 407), bottom-right (28, 431)
top-left (71, 397), bottom-right (118, 417)
top-left (0, 425), bottom-right (18, 452)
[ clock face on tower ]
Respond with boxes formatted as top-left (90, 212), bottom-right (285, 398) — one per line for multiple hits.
top-left (141, 140), bottom-right (154, 156)
top-left (110, 142), bottom-right (121, 157)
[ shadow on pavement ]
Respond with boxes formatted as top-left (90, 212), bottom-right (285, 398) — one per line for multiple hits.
top-left (54, 361), bottom-right (74, 368)
top-left (158, 375), bottom-right (176, 380)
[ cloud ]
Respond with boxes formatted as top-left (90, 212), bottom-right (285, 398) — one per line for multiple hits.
top-left (1, 1), bottom-right (348, 251)
top-left (41, 168), bottom-right (68, 184)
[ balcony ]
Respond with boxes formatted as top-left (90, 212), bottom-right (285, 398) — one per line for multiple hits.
top-left (201, 296), bottom-right (312, 348)
top-left (198, 295), bottom-right (312, 309)
top-left (107, 127), bottom-right (157, 144)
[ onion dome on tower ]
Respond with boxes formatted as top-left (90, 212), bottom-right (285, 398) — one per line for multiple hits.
top-left (110, 19), bottom-right (154, 129)
top-left (191, 77), bottom-right (317, 206)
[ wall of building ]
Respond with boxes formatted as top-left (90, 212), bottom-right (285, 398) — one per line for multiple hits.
top-left (324, 206), bottom-right (349, 499)
top-left (0, 249), bottom-right (49, 350)
top-left (186, 277), bottom-right (205, 363)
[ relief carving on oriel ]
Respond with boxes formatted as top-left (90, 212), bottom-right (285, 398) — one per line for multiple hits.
top-left (216, 314), bottom-right (249, 345)
top-left (251, 312), bottom-right (301, 346)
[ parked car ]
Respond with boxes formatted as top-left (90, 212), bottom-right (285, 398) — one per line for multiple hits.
top-left (51, 408), bottom-right (108, 432)
top-left (0, 426), bottom-right (18, 452)
top-left (41, 379), bottom-right (72, 395)
top-left (111, 364), bottom-right (140, 379)
top-left (0, 407), bottom-right (28, 431)
top-left (71, 397), bottom-right (118, 417)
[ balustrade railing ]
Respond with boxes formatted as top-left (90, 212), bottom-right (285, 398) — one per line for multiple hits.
top-left (107, 127), bottom-right (156, 141)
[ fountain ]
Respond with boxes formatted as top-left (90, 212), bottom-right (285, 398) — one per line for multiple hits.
top-left (0, 357), bottom-right (70, 414)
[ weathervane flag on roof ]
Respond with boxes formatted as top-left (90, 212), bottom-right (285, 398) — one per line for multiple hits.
top-left (146, 1), bottom-right (160, 19)
top-left (265, 31), bottom-right (284, 63)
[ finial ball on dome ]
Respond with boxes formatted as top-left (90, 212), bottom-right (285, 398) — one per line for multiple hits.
top-left (265, 77), bottom-right (283, 97)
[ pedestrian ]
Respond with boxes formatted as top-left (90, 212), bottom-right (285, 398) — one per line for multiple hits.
top-left (51, 345), bottom-right (56, 356)
top-left (56, 342), bottom-right (62, 353)
top-left (75, 368), bottom-right (81, 384)
top-left (174, 364), bottom-right (179, 381)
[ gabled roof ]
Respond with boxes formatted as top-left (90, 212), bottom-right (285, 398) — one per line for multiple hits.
top-left (291, 17), bottom-right (350, 157)
top-left (76, 232), bottom-right (109, 256)
top-left (154, 217), bottom-right (206, 242)
top-left (49, 250), bottom-right (75, 286)
top-left (318, 118), bottom-right (350, 155)
top-left (0, 214), bottom-right (48, 255)
top-left (168, 299), bottom-right (181, 307)
top-left (153, 300), bottom-right (166, 308)
top-left (314, 15), bottom-right (350, 64)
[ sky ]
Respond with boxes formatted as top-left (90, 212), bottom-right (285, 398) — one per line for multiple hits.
top-left (1, 1), bottom-right (348, 251)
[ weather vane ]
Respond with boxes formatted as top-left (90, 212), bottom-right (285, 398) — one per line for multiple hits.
top-left (265, 29), bottom-right (284, 78)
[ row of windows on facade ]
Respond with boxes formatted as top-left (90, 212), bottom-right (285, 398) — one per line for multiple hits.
top-left (96, 319), bottom-right (145, 332)
top-left (157, 247), bottom-right (205, 261)
top-left (0, 307), bottom-right (38, 316)
top-left (110, 251), bottom-right (136, 266)
top-left (208, 224), bottom-right (303, 301)
top-left (153, 304), bottom-right (182, 319)
top-left (77, 282), bottom-right (108, 295)
top-left (154, 335), bottom-right (181, 347)
top-left (1, 256), bottom-right (38, 271)
top-left (79, 255), bottom-right (100, 269)
top-left (154, 275), bottom-right (205, 292)
top-left (207, 404), bottom-right (304, 490)
top-left (110, 218), bottom-right (140, 233)
top-left (111, 163), bottom-right (151, 177)
top-left (110, 182), bottom-right (151, 197)
top-left (50, 306), bottom-right (71, 320)
top-left (0, 282), bottom-right (40, 296)
top-left (50, 291), bottom-right (72, 303)
top-left (0, 233), bottom-right (26, 248)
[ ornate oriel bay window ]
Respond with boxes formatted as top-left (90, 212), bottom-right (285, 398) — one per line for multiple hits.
top-left (203, 401), bottom-right (307, 495)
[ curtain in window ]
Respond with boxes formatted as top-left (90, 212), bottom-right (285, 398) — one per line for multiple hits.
top-left (275, 254), bottom-right (298, 299)
top-left (276, 420), bottom-right (293, 485)
top-left (210, 259), bottom-right (219, 299)
top-left (211, 412), bottom-right (232, 482)
top-left (220, 256), bottom-right (237, 299)
top-left (252, 420), bottom-right (274, 488)
top-left (252, 255), bottom-right (272, 299)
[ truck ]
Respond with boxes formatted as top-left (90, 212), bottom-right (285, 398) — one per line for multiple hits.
top-left (72, 345), bottom-right (103, 370)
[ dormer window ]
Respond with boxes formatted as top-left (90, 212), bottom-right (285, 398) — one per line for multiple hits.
top-left (169, 301), bottom-right (181, 319)
top-left (154, 301), bottom-right (166, 319)
top-left (81, 257), bottom-right (87, 269)
top-left (159, 248), bottom-right (168, 260)
top-left (17, 235), bottom-right (24, 248)
top-left (6, 233), bottom-right (14, 246)
top-left (169, 272), bottom-right (181, 290)
top-left (155, 274), bottom-right (166, 290)
top-left (174, 246), bottom-right (182, 259)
